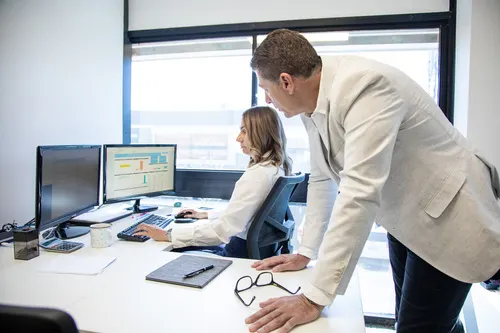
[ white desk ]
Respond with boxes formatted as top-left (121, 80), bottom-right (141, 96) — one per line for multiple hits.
top-left (0, 200), bottom-right (365, 333)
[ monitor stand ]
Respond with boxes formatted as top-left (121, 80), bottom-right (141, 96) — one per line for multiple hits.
top-left (125, 199), bottom-right (158, 214)
top-left (55, 222), bottom-right (90, 240)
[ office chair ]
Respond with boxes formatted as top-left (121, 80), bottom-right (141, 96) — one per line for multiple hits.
top-left (0, 304), bottom-right (78, 333)
top-left (245, 172), bottom-right (305, 260)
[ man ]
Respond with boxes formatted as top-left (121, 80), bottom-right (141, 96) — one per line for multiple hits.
top-left (245, 29), bottom-right (500, 333)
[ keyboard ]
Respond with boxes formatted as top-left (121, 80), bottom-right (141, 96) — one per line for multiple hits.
top-left (117, 214), bottom-right (174, 242)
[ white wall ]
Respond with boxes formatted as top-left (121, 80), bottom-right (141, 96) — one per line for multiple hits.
top-left (0, 0), bottom-right (124, 226)
top-left (129, 0), bottom-right (449, 31)
top-left (454, 0), bottom-right (500, 169)
top-left (453, 0), bottom-right (472, 136)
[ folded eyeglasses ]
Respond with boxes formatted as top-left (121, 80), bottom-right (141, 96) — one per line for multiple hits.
top-left (234, 271), bottom-right (301, 306)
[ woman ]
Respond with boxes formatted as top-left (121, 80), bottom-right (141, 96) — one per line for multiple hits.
top-left (134, 106), bottom-right (292, 258)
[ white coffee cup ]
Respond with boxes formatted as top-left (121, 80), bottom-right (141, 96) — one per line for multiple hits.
top-left (90, 223), bottom-right (113, 248)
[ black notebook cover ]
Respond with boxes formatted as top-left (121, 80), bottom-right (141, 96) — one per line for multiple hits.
top-left (145, 255), bottom-right (233, 288)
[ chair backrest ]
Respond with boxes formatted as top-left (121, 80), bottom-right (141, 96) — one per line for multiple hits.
top-left (246, 172), bottom-right (305, 259)
top-left (0, 304), bottom-right (78, 333)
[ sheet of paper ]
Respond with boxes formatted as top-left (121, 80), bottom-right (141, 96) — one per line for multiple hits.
top-left (38, 255), bottom-right (116, 275)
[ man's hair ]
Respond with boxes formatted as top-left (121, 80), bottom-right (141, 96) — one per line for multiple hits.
top-left (251, 29), bottom-right (322, 82)
top-left (242, 106), bottom-right (292, 176)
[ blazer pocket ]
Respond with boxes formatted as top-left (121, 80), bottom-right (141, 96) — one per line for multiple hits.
top-left (424, 170), bottom-right (466, 218)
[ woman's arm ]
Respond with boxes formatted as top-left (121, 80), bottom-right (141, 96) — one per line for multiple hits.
top-left (171, 166), bottom-right (279, 248)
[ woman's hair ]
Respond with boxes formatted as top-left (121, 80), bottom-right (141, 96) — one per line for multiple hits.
top-left (242, 106), bottom-right (292, 175)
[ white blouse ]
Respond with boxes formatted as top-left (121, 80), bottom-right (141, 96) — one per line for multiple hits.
top-left (171, 163), bottom-right (284, 248)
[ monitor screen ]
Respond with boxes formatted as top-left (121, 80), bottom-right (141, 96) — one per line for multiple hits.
top-left (36, 145), bottom-right (101, 232)
top-left (103, 144), bottom-right (176, 203)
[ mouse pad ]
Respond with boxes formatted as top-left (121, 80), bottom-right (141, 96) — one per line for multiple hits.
top-left (174, 218), bottom-right (197, 223)
top-left (146, 255), bottom-right (232, 288)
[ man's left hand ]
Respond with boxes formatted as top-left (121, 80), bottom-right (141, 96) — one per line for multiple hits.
top-left (245, 294), bottom-right (323, 333)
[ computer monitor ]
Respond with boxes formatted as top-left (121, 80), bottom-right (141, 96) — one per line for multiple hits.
top-left (35, 145), bottom-right (101, 239)
top-left (103, 144), bottom-right (176, 213)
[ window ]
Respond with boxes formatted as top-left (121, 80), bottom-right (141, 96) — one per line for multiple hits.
top-left (256, 29), bottom-right (439, 173)
top-left (131, 37), bottom-right (253, 170)
top-left (132, 29), bottom-right (439, 174)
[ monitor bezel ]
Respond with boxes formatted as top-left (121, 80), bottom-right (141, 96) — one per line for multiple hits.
top-left (102, 144), bottom-right (177, 204)
top-left (35, 145), bottom-right (102, 232)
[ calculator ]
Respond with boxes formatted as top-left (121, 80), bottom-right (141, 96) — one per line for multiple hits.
top-left (39, 238), bottom-right (84, 253)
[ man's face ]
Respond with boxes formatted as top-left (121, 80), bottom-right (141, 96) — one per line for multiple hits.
top-left (257, 71), bottom-right (302, 118)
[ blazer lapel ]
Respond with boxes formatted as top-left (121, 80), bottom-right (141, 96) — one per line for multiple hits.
top-left (308, 114), bottom-right (340, 180)
top-left (323, 101), bottom-right (336, 169)
top-left (312, 101), bottom-right (336, 171)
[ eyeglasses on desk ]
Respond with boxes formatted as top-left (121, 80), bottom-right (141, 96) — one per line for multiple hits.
top-left (234, 271), bottom-right (301, 306)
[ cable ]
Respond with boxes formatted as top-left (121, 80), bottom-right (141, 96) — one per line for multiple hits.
top-left (88, 204), bottom-right (105, 212)
top-left (1, 221), bottom-right (18, 232)
top-left (23, 218), bottom-right (35, 228)
top-left (40, 226), bottom-right (57, 241)
top-left (1, 218), bottom-right (36, 235)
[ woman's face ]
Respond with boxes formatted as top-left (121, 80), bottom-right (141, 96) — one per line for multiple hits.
top-left (236, 119), bottom-right (252, 156)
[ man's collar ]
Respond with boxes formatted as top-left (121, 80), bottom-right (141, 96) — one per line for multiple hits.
top-left (309, 56), bottom-right (338, 117)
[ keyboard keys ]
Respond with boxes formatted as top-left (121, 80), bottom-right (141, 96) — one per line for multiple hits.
top-left (117, 214), bottom-right (174, 242)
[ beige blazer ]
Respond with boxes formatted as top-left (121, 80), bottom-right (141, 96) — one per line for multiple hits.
top-left (299, 56), bottom-right (500, 306)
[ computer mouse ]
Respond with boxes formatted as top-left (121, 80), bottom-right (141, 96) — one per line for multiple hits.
top-left (174, 218), bottom-right (197, 224)
top-left (175, 212), bottom-right (189, 218)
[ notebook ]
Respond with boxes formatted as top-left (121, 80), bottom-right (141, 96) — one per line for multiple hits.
top-left (146, 255), bottom-right (232, 288)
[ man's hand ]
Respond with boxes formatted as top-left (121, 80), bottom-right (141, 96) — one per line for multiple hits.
top-left (245, 294), bottom-right (323, 333)
top-left (251, 254), bottom-right (310, 272)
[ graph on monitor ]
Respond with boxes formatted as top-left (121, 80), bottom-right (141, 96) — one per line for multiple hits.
top-left (104, 145), bottom-right (176, 204)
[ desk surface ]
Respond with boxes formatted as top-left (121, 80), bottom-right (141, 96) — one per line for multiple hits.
top-left (0, 199), bottom-right (365, 333)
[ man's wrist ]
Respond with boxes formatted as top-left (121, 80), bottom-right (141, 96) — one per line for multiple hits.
top-left (301, 294), bottom-right (325, 311)
top-left (297, 253), bottom-right (311, 262)
top-left (297, 246), bottom-right (318, 261)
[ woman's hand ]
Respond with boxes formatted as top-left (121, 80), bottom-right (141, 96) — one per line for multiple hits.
top-left (133, 223), bottom-right (168, 241)
top-left (177, 208), bottom-right (208, 219)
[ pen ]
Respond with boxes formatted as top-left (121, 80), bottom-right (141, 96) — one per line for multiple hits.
top-left (183, 264), bottom-right (214, 278)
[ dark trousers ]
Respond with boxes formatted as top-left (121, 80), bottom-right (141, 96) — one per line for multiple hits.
top-left (388, 233), bottom-right (472, 333)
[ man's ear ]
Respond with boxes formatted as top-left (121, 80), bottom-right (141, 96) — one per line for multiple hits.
top-left (279, 73), bottom-right (295, 95)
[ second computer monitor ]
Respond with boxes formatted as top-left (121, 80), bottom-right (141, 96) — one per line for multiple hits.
top-left (103, 144), bottom-right (176, 213)
top-left (36, 145), bottom-right (101, 239)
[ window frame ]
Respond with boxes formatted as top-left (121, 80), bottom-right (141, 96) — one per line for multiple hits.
top-left (124, 5), bottom-right (456, 204)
